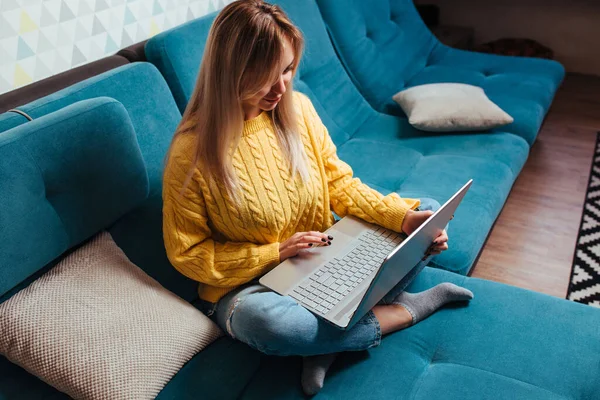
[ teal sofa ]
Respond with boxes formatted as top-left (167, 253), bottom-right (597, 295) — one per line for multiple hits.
top-left (1, 1), bottom-right (599, 399)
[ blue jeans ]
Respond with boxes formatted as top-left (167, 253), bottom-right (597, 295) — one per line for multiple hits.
top-left (203, 198), bottom-right (442, 356)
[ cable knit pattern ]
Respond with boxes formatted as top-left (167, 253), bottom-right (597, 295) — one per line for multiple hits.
top-left (162, 92), bottom-right (420, 303)
top-left (266, 127), bottom-right (298, 237)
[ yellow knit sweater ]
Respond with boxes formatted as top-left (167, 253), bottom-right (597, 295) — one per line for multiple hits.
top-left (162, 92), bottom-right (419, 303)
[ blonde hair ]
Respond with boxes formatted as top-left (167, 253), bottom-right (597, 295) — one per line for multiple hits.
top-left (169, 0), bottom-right (308, 197)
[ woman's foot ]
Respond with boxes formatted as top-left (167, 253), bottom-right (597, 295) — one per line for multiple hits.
top-left (393, 282), bottom-right (473, 325)
top-left (373, 283), bottom-right (473, 335)
top-left (301, 353), bottom-right (338, 395)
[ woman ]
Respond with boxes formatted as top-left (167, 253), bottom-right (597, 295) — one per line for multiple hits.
top-left (163, 0), bottom-right (473, 395)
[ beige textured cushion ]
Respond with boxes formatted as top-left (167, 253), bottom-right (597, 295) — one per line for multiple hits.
top-left (0, 232), bottom-right (222, 400)
top-left (392, 83), bottom-right (514, 132)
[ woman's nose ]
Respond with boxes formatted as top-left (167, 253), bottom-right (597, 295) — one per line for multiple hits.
top-left (272, 76), bottom-right (286, 95)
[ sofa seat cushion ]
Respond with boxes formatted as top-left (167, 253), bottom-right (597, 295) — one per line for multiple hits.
top-left (156, 338), bottom-right (262, 400)
top-left (336, 132), bottom-right (529, 274)
top-left (0, 355), bottom-right (69, 399)
top-left (0, 337), bottom-right (262, 400)
top-left (315, 0), bottom-right (565, 145)
top-left (238, 267), bottom-right (600, 399)
top-left (6, 267), bottom-right (597, 399)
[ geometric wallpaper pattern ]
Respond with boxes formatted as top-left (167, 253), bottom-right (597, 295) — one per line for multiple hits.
top-left (0, 0), bottom-right (233, 95)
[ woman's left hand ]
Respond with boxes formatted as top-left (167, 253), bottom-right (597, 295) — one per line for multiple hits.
top-left (401, 209), bottom-right (449, 256)
top-left (428, 230), bottom-right (449, 255)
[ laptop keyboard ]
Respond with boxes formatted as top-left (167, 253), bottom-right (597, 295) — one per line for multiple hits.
top-left (289, 227), bottom-right (404, 315)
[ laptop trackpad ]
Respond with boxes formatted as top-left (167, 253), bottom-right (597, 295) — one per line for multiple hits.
top-left (303, 227), bottom-right (355, 257)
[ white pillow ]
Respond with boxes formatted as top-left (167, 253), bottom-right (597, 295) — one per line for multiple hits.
top-left (0, 232), bottom-right (222, 400)
top-left (392, 83), bottom-right (514, 132)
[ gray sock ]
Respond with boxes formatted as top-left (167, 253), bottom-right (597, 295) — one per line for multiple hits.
top-left (393, 282), bottom-right (473, 325)
top-left (301, 353), bottom-right (338, 396)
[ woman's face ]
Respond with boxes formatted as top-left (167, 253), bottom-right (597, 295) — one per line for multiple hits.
top-left (242, 39), bottom-right (295, 119)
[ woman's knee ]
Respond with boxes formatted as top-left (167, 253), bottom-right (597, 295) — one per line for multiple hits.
top-left (418, 197), bottom-right (441, 212)
top-left (419, 197), bottom-right (449, 233)
top-left (228, 292), bottom-right (317, 355)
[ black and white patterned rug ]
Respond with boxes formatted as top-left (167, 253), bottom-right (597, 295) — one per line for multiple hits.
top-left (567, 132), bottom-right (600, 308)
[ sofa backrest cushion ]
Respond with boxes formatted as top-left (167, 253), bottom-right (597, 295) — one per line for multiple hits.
top-left (145, 16), bottom-right (214, 113)
top-left (0, 98), bottom-right (149, 298)
top-left (145, 0), bottom-right (406, 146)
top-left (0, 62), bottom-right (200, 302)
top-left (0, 63), bottom-right (180, 191)
top-left (316, 0), bottom-right (440, 112)
top-left (275, 0), bottom-right (382, 145)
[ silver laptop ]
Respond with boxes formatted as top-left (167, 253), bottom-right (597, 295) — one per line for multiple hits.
top-left (260, 180), bottom-right (472, 330)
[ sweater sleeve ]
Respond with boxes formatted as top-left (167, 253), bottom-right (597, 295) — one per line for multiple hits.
top-left (298, 93), bottom-right (420, 232)
top-left (162, 138), bottom-right (281, 289)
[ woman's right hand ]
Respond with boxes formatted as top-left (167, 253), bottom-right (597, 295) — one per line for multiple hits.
top-left (279, 231), bottom-right (333, 262)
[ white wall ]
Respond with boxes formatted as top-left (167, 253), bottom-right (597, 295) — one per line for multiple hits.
top-left (418, 0), bottom-right (600, 76)
top-left (0, 0), bottom-right (233, 95)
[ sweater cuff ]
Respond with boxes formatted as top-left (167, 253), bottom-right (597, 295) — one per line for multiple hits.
top-left (383, 195), bottom-right (420, 233)
top-left (259, 242), bottom-right (281, 270)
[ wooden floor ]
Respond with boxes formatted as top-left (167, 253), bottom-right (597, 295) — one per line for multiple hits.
top-left (471, 73), bottom-right (600, 298)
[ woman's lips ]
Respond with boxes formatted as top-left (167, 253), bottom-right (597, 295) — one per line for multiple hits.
top-left (263, 96), bottom-right (281, 103)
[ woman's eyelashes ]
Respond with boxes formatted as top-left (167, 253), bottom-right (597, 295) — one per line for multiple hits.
top-left (283, 62), bottom-right (294, 74)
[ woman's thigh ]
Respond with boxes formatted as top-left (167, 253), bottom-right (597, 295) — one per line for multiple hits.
top-left (214, 282), bottom-right (381, 356)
